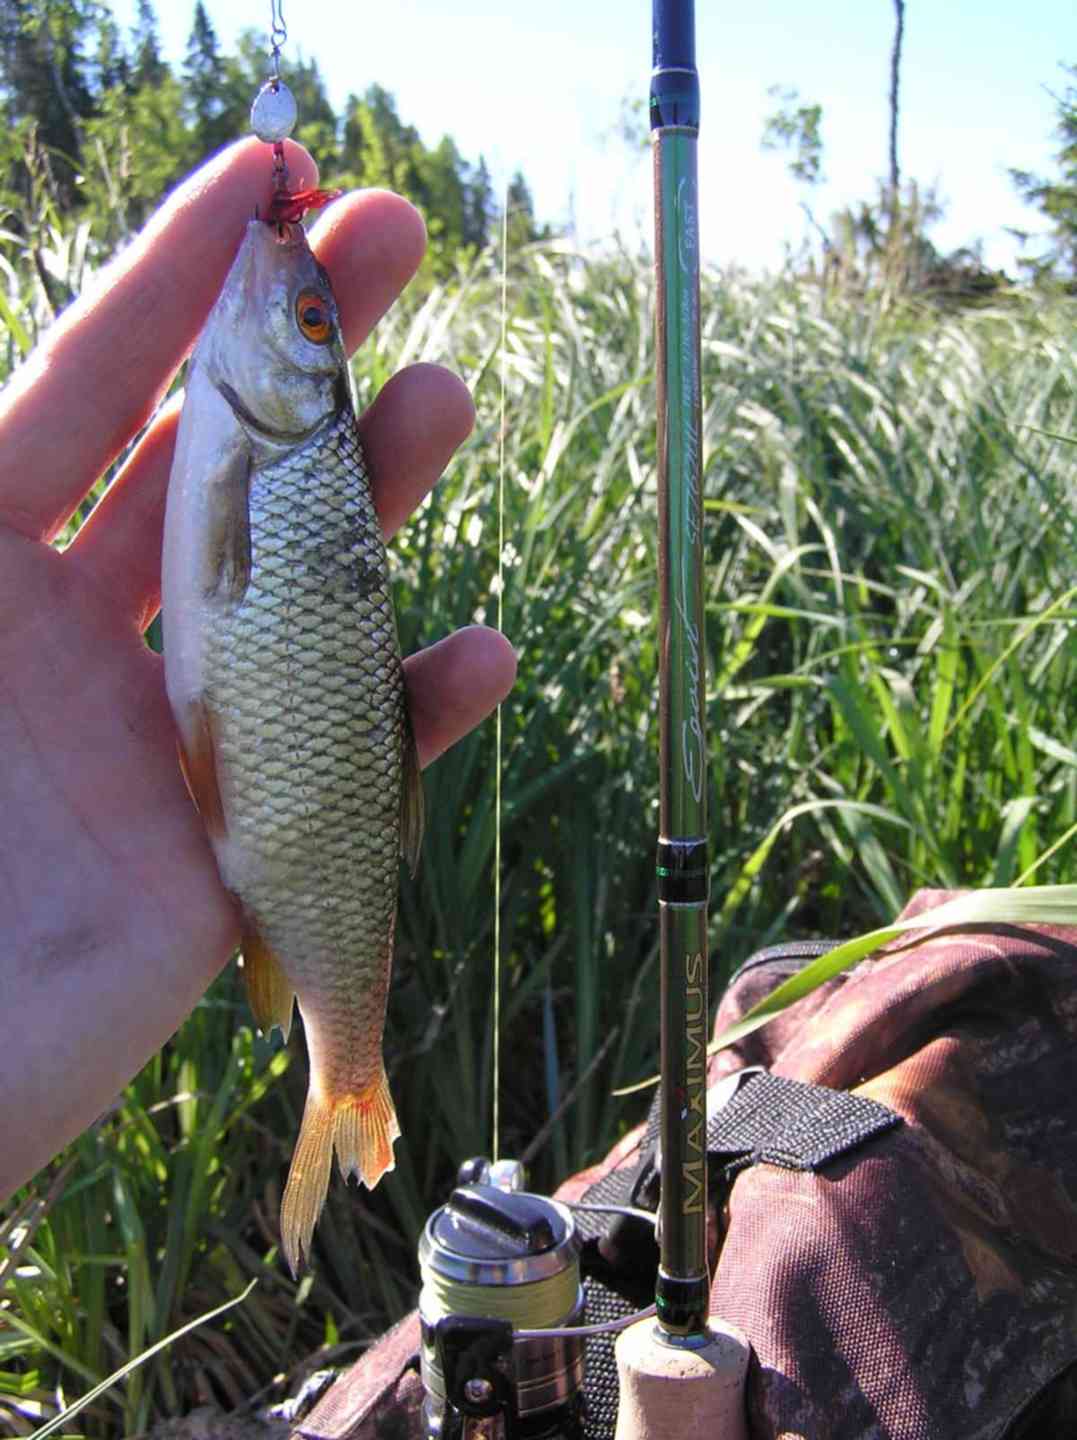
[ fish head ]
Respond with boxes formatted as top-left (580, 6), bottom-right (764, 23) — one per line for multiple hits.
top-left (200, 218), bottom-right (349, 446)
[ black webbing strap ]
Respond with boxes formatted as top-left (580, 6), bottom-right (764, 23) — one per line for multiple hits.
top-left (579, 1067), bottom-right (902, 1242)
top-left (709, 1068), bottom-right (902, 1179)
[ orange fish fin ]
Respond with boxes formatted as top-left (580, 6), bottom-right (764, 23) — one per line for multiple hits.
top-left (176, 698), bottom-right (226, 840)
top-left (204, 442), bottom-right (252, 604)
top-left (279, 1069), bottom-right (400, 1275)
top-left (400, 716), bottom-right (424, 876)
top-left (241, 921), bottom-right (295, 1041)
top-left (334, 1068), bottom-right (401, 1189)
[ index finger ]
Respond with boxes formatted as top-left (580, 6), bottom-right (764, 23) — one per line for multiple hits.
top-left (0, 138), bottom-right (318, 543)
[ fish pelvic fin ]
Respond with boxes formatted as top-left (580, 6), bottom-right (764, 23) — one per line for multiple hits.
top-left (401, 713), bottom-right (424, 876)
top-left (241, 921), bottom-right (295, 1041)
top-left (176, 699), bottom-right (226, 840)
top-left (280, 1069), bottom-right (401, 1275)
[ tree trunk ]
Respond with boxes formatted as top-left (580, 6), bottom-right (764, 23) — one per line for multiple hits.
top-left (888, 0), bottom-right (905, 198)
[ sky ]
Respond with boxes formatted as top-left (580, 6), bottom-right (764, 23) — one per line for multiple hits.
top-left (114, 0), bottom-right (1072, 274)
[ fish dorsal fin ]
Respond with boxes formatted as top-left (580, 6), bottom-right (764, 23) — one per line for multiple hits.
top-left (204, 443), bottom-right (253, 605)
top-left (176, 698), bottom-right (227, 841)
top-left (401, 715), bottom-right (424, 875)
top-left (241, 918), bottom-right (296, 1042)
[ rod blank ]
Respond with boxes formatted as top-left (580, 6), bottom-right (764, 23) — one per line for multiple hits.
top-left (651, 0), bottom-right (709, 1340)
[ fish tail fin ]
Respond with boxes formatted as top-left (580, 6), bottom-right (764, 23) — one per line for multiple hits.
top-left (334, 1067), bottom-right (401, 1191)
top-left (280, 1069), bottom-right (400, 1275)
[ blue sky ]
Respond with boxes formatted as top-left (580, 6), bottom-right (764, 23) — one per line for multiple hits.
top-left (122, 1), bottom-right (1071, 273)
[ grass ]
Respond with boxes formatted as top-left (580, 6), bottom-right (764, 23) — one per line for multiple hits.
top-left (1, 226), bottom-right (1075, 1432)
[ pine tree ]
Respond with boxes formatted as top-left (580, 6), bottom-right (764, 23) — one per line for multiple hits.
top-left (92, 8), bottom-right (128, 93)
top-left (185, 0), bottom-right (230, 156)
top-left (338, 85), bottom-right (421, 194)
top-left (0, 0), bottom-right (97, 201)
top-left (1010, 63), bottom-right (1077, 281)
top-left (464, 155), bottom-right (493, 250)
top-left (505, 169), bottom-right (544, 248)
top-left (415, 135), bottom-right (466, 252)
top-left (340, 92), bottom-right (366, 179)
top-left (131, 0), bottom-right (165, 89)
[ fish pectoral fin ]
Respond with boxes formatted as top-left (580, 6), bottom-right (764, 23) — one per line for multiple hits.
top-left (176, 698), bottom-right (227, 840)
top-left (204, 444), bottom-right (253, 604)
top-left (241, 921), bottom-right (295, 1041)
top-left (400, 714), bottom-right (424, 876)
top-left (280, 1069), bottom-right (400, 1275)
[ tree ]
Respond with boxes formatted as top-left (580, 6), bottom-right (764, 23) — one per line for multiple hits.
top-left (1010, 63), bottom-right (1077, 281)
top-left (413, 134), bottom-right (467, 252)
top-left (92, 7), bottom-right (128, 93)
top-left (184, 0), bottom-right (231, 155)
top-left (888, 0), bottom-right (905, 200)
top-left (761, 85), bottom-right (824, 187)
top-left (130, 0), bottom-right (165, 90)
top-left (284, 51), bottom-right (336, 165)
top-left (0, 0), bottom-right (97, 205)
top-left (830, 178), bottom-right (944, 293)
top-left (463, 155), bottom-right (494, 251)
top-left (339, 87), bottom-right (486, 274)
top-left (608, 95), bottom-right (648, 154)
top-left (505, 169), bottom-right (545, 249)
top-left (760, 85), bottom-right (831, 264)
top-left (83, 68), bottom-right (193, 246)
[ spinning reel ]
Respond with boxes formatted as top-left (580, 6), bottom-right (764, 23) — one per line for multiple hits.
top-left (418, 1158), bottom-right (655, 1440)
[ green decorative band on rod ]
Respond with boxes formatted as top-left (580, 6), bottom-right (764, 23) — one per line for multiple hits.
top-left (656, 1269), bottom-right (712, 1334)
top-left (656, 837), bottom-right (709, 904)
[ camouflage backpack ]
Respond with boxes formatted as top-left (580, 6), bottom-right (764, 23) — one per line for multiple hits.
top-left (293, 892), bottom-right (1077, 1440)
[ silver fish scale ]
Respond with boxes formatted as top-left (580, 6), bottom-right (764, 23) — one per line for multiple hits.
top-left (207, 407), bottom-right (403, 1085)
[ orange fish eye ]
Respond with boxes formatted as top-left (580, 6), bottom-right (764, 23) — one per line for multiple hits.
top-left (296, 290), bottom-right (332, 344)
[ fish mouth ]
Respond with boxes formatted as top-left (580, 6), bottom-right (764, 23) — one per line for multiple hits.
top-left (216, 380), bottom-right (334, 445)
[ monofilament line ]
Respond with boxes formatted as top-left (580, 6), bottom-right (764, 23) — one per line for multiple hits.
top-left (492, 188), bottom-right (509, 1164)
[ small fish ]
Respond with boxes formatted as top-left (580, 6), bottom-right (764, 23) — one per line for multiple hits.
top-left (162, 215), bottom-right (423, 1273)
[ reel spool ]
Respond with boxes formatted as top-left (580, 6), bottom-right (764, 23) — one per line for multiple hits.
top-left (419, 1177), bottom-right (586, 1440)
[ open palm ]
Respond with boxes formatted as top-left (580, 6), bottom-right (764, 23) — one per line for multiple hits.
top-left (0, 140), bottom-right (515, 1198)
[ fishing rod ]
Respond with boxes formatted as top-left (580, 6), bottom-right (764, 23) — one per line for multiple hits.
top-left (650, 0), bottom-right (709, 1344)
top-left (433, 0), bottom-right (716, 1356)
top-left (608, 6), bottom-right (749, 1435)
top-left (409, 6), bottom-right (748, 1440)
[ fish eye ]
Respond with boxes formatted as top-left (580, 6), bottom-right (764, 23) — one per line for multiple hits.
top-left (296, 290), bottom-right (332, 344)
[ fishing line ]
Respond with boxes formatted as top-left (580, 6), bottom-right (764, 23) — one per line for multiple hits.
top-left (492, 184), bottom-right (510, 1165)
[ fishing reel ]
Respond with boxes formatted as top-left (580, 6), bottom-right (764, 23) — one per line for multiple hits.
top-left (418, 1158), bottom-right (587, 1440)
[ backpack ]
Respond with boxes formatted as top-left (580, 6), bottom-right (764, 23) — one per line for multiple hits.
top-left (293, 892), bottom-right (1077, 1440)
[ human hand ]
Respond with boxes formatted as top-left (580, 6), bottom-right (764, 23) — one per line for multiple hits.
top-left (0, 139), bottom-right (515, 1198)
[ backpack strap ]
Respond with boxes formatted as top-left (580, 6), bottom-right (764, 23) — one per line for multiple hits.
top-left (708, 1067), bottom-right (902, 1179)
top-left (579, 1066), bottom-right (902, 1238)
